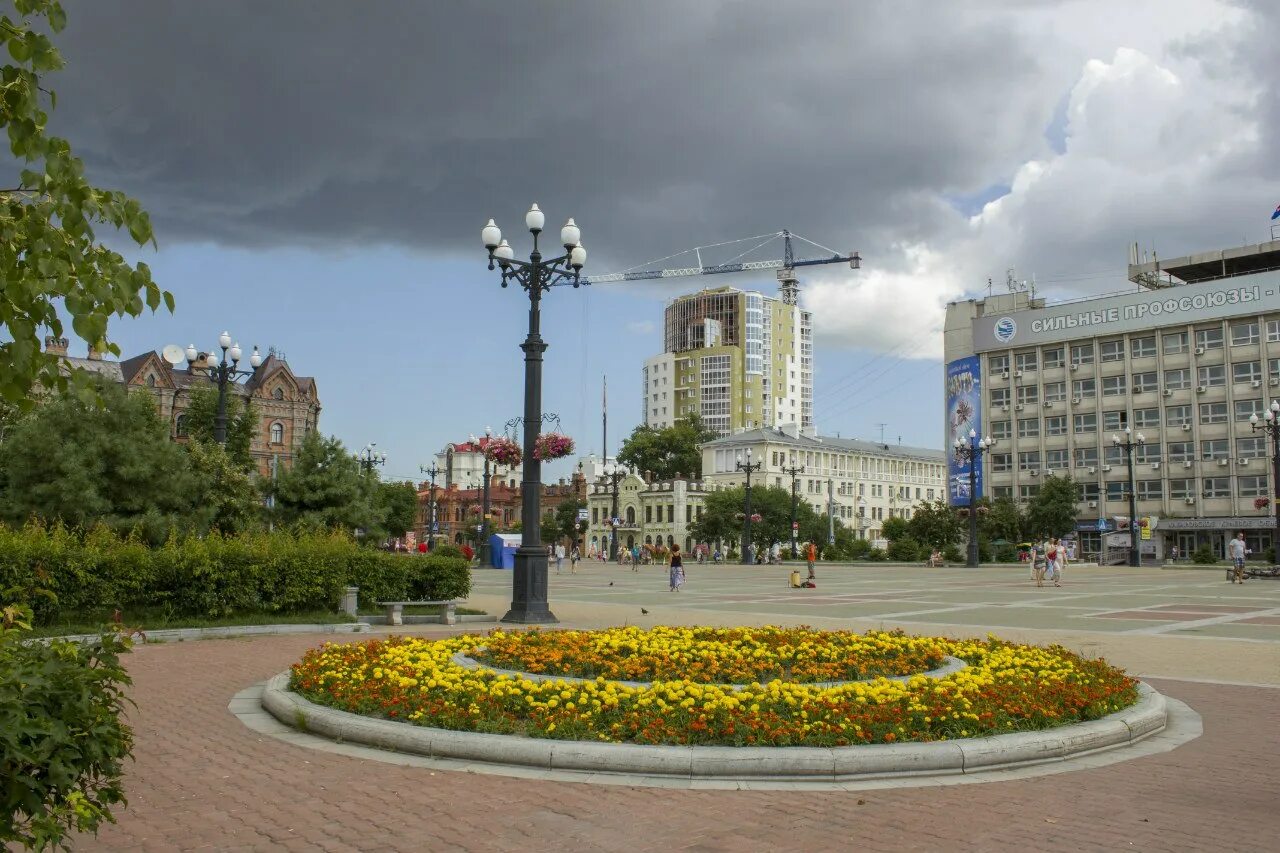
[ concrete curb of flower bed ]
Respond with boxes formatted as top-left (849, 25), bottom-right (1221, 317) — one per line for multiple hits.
top-left (362, 614), bottom-right (496, 625)
top-left (448, 650), bottom-right (969, 690)
top-left (37, 622), bottom-right (372, 646)
top-left (260, 673), bottom-right (1180, 785)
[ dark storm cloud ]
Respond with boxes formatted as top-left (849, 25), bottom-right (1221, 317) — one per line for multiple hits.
top-left (50, 1), bottom-right (1055, 269)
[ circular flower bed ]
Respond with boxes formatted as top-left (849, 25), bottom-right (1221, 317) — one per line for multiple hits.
top-left (473, 626), bottom-right (946, 684)
top-left (290, 628), bottom-right (1138, 747)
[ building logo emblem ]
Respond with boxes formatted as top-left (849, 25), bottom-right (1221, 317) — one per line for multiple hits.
top-left (994, 316), bottom-right (1017, 344)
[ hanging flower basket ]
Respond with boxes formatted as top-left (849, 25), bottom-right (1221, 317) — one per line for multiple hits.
top-left (734, 513), bottom-right (746, 522)
top-left (957, 508), bottom-right (970, 518)
top-left (1254, 497), bottom-right (1272, 510)
top-left (533, 432), bottom-right (575, 461)
top-left (750, 513), bottom-right (763, 523)
top-left (485, 436), bottom-right (522, 467)
top-left (977, 506), bottom-right (990, 515)
top-left (468, 504), bottom-right (483, 516)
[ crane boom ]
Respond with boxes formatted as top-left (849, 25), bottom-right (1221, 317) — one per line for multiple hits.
top-left (574, 230), bottom-right (860, 299)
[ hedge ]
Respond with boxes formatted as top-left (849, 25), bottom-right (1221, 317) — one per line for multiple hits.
top-left (0, 523), bottom-right (471, 624)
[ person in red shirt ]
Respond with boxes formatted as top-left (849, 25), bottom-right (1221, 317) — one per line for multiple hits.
top-left (806, 542), bottom-right (818, 580)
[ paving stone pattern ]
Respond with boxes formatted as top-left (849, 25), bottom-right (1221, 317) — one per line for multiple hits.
top-left (70, 630), bottom-right (1278, 852)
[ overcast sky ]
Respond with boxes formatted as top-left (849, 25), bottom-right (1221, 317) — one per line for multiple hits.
top-left (38, 0), bottom-right (1280, 477)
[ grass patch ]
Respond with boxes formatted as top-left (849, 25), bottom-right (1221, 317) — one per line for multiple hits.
top-left (25, 608), bottom-right (356, 638)
top-left (358, 605), bottom-right (487, 616)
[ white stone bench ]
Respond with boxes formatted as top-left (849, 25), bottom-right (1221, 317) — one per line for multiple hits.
top-left (375, 600), bottom-right (459, 627)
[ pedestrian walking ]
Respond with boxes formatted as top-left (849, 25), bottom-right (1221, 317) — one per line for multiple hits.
top-left (1053, 538), bottom-right (1067, 586)
top-left (553, 543), bottom-right (564, 574)
top-left (1030, 541), bottom-right (1047, 587)
top-left (806, 541), bottom-right (818, 580)
top-left (570, 544), bottom-right (579, 574)
top-left (668, 543), bottom-right (685, 592)
top-left (631, 544), bottom-right (641, 572)
top-left (1229, 531), bottom-right (1248, 584)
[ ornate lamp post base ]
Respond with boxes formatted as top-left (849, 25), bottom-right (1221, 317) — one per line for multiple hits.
top-left (502, 547), bottom-right (558, 623)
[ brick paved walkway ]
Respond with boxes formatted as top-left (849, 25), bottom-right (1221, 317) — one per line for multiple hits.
top-left (71, 631), bottom-right (1278, 852)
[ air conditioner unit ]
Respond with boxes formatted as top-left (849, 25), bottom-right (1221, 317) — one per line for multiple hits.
top-left (1015, 404), bottom-right (1024, 411)
top-left (1001, 371), bottom-right (1010, 380)
top-left (1088, 466), bottom-right (1098, 474)
top-left (1219, 458), bottom-right (1230, 467)
top-left (1015, 370), bottom-right (1023, 378)
top-left (1271, 378), bottom-right (1279, 386)
top-left (1029, 469), bottom-right (1039, 477)
top-left (1163, 389), bottom-right (1173, 397)
top-left (1185, 496), bottom-right (1196, 505)
top-left (1182, 423), bottom-right (1192, 431)
top-left (1194, 346), bottom-right (1205, 355)
top-left (1196, 385), bottom-right (1208, 393)
top-left (1072, 397), bottom-right (1082, 404)
top-left (1070, 364), bottom-right (1080, 372)
top-left (1151, 462), bottom-right (1161, 470)
top-left (1002, 404), bottom-right (1010, 412)
top-left (1088, 500), bottom-right (1098, 508)
top-left (1184, 460), bottom-right (1194, 468)
top-left (1043, 401), bottom-right (1053, 409)
top-left (1253, 380), bottom-right (1262, 388)
top-left (1239, 458), bottom-right (1250, 466)
top-left (1103, 464), bottom-right (1113, 472)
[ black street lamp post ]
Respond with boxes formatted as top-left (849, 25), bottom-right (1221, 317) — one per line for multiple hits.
top-left (1250, 400), bottom-right (1280, 564)
top-left (735, 449), bottom-right (763, 564)
top-left (419, 462), bottom-right (442, 551)
top-left (1112, 427), bottom-right (1146, 568)
top-left (470, 428), bottom-right (495, 568)
top-left (952, 428), bottom-right (995, 568)
top-left (482, 205), bottom-right (586, 624)
top-left (604, 463), bottom-right (624, 561)
top-left (184, 334), bottom-right (262, 445)
top-left (357, 443), bottom-right (386, 473)
top-left (782, 455), bottom-right (805, 558)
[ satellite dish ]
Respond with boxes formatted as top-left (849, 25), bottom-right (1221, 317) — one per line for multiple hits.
top-left (161, 344), bottom-right (185, 366)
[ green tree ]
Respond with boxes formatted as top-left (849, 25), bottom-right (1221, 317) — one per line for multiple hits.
top-left (905, 498), bottom-right (965, 550)
top-left (617, 414), bottom-right (718, 480)
top-left (378, 481), bottom-right (418, 539)
top-left (0, 382), bottom-right (193, 533)
top-left (1025, 475), bottom-right (1079, 539)
top-left (181, 385), bottom-right (257, 470)
top-left (0, 1), bottom-right (173, 409)
top-left (540, 514), bottom-right (562, 546)
top-left (691, 484), bottom-right (819, 556)
top-left (185, 439), bottom-right (262, 533)
top-left (881, 515), bottom-right (909, 542)
top-left (979, 496), bottom-right (1027, 544)
top-left (269, 433), bottom-right (376, 533)
top-left (554, 497), bottom-right (586, 544)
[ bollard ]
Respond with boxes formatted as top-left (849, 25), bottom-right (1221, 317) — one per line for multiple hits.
top-left (340, 586), bottom-right (359, 618)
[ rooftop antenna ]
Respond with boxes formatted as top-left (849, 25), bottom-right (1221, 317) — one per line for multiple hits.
top-left (986, 277), bottom-right (994, 297)
top-left (876, 422), bottom-right (887, 443)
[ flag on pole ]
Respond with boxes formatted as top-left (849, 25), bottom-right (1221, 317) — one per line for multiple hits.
top-left (1272, 204), bottom-right (1280, 220)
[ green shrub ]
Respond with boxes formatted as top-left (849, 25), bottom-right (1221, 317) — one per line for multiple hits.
top-left (0, 608), bottom-right (133, 849)
top-left (886, 536), bottom-right (924, 562)
top-left (0, 523), bottom-right (472, 624)
top-left (430, 544), bottom-right (464, 559)
top-left (943, 545), bottom-right (963, 563)
top-left (1192, 544), bottom-right (1218, 565)
top-left (864, 547), bottom-right (887, 562)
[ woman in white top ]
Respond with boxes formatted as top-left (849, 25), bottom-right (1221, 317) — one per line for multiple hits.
top-left (1052, 538), bottom-right (1067, 587)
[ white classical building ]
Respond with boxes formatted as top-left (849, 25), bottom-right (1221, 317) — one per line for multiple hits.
top-left (584, 472), bottom-right (709, 557)
top-left (700, 424), bottom-right (947, 543)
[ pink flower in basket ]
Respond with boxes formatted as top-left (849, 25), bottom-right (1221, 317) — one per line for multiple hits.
top-left (1254, 497), bottom-right (1271, 510)
top-left (485, 437), bottom-right (522, 467)
top-left (468, 504), bottom-right (483, 516)
top-left (750, 513), bottom-right (763, 523)
top-left (533, 432), bottom-right (575, 461)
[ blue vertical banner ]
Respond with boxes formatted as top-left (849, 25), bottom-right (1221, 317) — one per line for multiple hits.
top-left (946, 355), bottom-right (983, 506)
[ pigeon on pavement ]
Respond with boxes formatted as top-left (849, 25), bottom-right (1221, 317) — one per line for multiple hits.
top-left (640, 608), bottom-right (649, 614)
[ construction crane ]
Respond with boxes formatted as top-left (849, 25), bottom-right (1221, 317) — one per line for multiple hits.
top-left (574, 230), bottom-right (860, 305)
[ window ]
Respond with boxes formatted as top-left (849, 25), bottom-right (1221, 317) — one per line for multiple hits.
top-left (991, 453), bottom-right (1012, 473)
top-left (1131, 371), bottom-right (1158, 393)
top-left (1104, 444), bottom-right (1123, 465)
top-left (1071, 344), bottom-right (1094, 365)
top-left (1046, 448), bottom-right (1069, 469)
top-left (1233, 361), bottom-right (1262, 384)
top-left (1270, 358), bottom-right (1280, 380)
top-left (991, 420), bottom-right (1011, 440)
top-left (273, 387), bottom-right (284, 401)
top-left (1167, 442), bottom-right (1194, 462)
top-left (1199, 402), bottom-right (1228, 424)
top-left (1135, 442), bottom-right (1162, 463)
top-left (1043, 347), bottom-right (1065, 368)
top-left (1197, 365), bottom-right (1225, 388)
top-left (1018, 451), bottom-right (1040, 470)
top-left (1134, 408), bottom-right (1160, 428)
top-left (1235, 398), bottom-right (1263, 422)
top-left (146, 374), bottom-right (156, 387)
top-left (1043, 381), bottom-right (1066, 402)
top-left (991, 387), bottom-right (1010, 407)
top-left (269, 422), bottom-right (284, 443)
top-left (1163, 332), bottom-right (1189, 354)
top-left (992, 485), bottom-right (1013, 500)
top-left (1014, 351), bottom-right (1037, 372)
top-left (989, 354), bottom-right (1009, 373)
top-left (1045, 415), bottom-right (1067, 436)
top-left (1131, 336), bottom-right (1157, 358)
top-left (175, 415), bottom-right (188, 437)
top-left (1102, 375), bottom-right (1127, 397)
top-left (1074, 447), bottom-right (1099, 467)
top-left (1201, 439), bottom-right (1230, 460)
top-left (1016, 385), bottom-right (1038, 405)
top-left (1105, 481), bottom-right (1126, 501)
top-left (1019, 484), bottom-right (1040, 500)
top-left (1203, 477), bottom-right (1231, 498)
top-left (1239, 475), bottom-right (1268, 497)
top-left (1230, 321), bottom-right (1259, 346)
top-left (1164, 368), bottom-right (1191, 390)
top-left (1103, 411), bottom-right (1128, 431)
top-left (1100, 339), bottom-right (1125, 362)
top-left (1078, 482), bottom-right (1100, 501)
top-left (1073, 378), bottom-right (1096, 398)
top-left (1168, 479), bottom-right (1194, 499)
top-left (1237, 436), bottom-right (1266, 458)
top-left (1018, 418), bottom-right (1040, 438)
top-left (1137, 480), bottom-right (1163, 500)
top-left (645, 505), bottom-right (652, 523)
top-left (1195, 327), bottom-right (1224, 350)
top-left (1073, 413), bottom-right (1097, 434)
top-left (1166, 405), bottom-right (1192, 426)
top-left (1269, 320), bottom-right (1280, 342)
